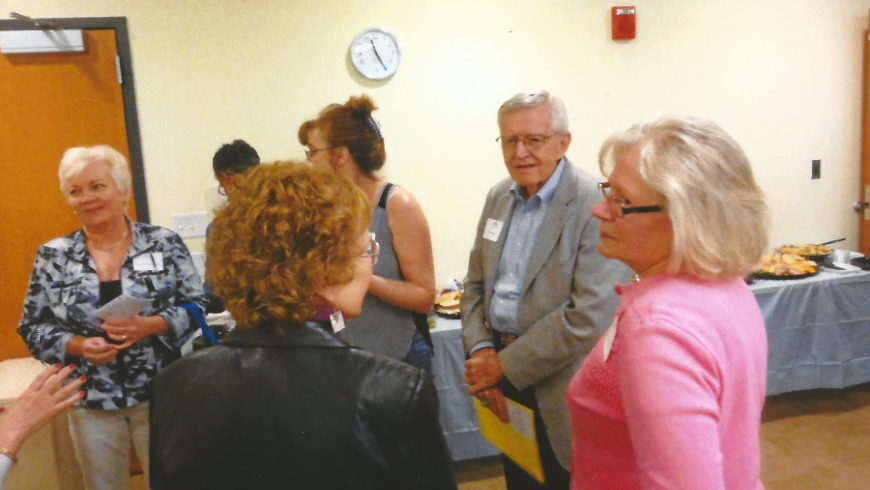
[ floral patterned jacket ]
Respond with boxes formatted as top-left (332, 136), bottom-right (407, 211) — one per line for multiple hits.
top-left (18, 221), bottom-right (206, 410)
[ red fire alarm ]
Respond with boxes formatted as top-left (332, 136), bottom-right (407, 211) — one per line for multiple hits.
top-left (611, 6), bottom-right (636, 40)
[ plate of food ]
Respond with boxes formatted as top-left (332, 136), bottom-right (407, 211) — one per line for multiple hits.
top-left (754, 253), bottom-right (818, 280)
top-left (434, 290), bottom-right (462, 318)
top-left (776, 243), bottom-right (832, 264)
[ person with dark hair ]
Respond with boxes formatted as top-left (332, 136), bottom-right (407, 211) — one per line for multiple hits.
top-left (212, 139), bottom-right (261, 192)
top-left (298, 95), bottom-right (436, 371)
top-left (203, 139), bottom-right (260, 313)
top-left (149, 162), bottom-right (456, 490)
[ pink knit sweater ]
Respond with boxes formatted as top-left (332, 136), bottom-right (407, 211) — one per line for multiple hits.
top-left (567, 274), bottom-right (767, 490)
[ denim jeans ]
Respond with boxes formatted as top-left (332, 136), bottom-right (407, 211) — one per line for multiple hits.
top-left (401, 329), bottom-right (433, 372)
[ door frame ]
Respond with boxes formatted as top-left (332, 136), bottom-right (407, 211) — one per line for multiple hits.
top-left (0, 16), bottom-right (149, 222)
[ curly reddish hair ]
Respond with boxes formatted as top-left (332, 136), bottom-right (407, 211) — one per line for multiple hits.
top-left (206, 161), bottom-right (370, 326)
top-left (298, 94), bottom-right (386, 176)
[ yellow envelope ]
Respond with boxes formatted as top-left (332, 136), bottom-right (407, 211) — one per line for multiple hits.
top-left (474, 397), bottom-right (545, 484)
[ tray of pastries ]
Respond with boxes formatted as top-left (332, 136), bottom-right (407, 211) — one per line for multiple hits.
top-left (754, 253), bottom-right (818, 280)
top-left (434, 290), bottom-right (462, 318)
top-left (776, 244), bottom-right (832, 264)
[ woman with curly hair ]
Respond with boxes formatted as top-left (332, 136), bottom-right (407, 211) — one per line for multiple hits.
top-left (299, 95), bottom-right (436, 371)
top-left (148, 162), bottom-right (455, 490)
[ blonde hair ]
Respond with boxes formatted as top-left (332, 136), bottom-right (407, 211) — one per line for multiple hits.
top-left (58, 145), bottom-right (132, 198)
top-left (599, 114), bottom-right (768, 280)
top-left (206, 161), bottom-right (370, 326)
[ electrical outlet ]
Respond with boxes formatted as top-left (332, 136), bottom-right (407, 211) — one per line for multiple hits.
top-left (171, 211), bottom-right (209, 238)
top-left (811, 160), bottom-right (820, 179)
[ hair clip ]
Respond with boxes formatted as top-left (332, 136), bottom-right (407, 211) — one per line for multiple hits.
top-left (365, 115), bottom-right (383, 141)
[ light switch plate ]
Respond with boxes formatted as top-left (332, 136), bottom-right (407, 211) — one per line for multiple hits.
top-left (171, 211), bottom-right (209, 238)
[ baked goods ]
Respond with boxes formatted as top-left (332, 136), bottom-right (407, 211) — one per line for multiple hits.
top-left (435, 290), bottom-right (461, 317)
top-left (756, 253), bottom-right (817, 276)
top-left (776, 244), bottom-right (832, 257)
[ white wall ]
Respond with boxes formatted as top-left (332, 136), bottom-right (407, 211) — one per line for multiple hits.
top-left (3, 0), bottom-right (869, 286)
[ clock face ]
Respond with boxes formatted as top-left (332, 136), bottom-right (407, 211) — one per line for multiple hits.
top-left (351, 28), bottom-right (401, 80)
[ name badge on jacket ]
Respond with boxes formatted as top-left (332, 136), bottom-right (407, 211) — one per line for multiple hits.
top-left (483, 219), bottom-right (504, 242)
top-left (133, 252), bottom-right (164, 272)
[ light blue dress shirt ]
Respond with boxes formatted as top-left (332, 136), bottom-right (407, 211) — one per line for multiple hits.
top-left (471, 159), bottom-right (566, 354)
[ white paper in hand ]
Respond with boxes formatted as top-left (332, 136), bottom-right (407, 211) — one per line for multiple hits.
top-left (94, 294), bottom-right (152, 320)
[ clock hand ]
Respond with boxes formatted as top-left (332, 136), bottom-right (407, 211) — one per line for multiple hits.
top-left (370, 40), bottom-right (388, 71)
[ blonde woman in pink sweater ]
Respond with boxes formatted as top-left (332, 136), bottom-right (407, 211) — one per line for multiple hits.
top-left (567, 115), bottom-right (768, 490)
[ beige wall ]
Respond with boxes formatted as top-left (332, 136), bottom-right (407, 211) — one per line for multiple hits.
top-left (3, 0), bottom-right (869, 286)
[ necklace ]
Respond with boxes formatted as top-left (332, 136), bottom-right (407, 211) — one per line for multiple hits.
top-left (86, 225), bottom-right (130, 251)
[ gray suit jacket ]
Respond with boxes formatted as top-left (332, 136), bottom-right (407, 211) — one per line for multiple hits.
top-left (460, 158), bottom-right (630, 469)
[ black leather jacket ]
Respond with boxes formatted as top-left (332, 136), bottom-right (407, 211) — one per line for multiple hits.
top-left (149, 320), bottom-right (456, 490)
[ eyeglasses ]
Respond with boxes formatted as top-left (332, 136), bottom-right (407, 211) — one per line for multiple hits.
top-left (361, 237), bottom-right (380, 265)
top-left (305, 146), bottom-right (336, 158)
top-left (496, 131), bottom-right (559, 151)
top-left (598, 182), bottom-right (664, 217)
top-left (217, 172), bottom-right (236, 196)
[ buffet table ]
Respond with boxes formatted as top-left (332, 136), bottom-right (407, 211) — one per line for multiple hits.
top-left (431, 269), bottom-right (870, 460)
top-left (750, 269), bottom-right (870, 395)
top-left (431, 316), bottom-right (499, 461)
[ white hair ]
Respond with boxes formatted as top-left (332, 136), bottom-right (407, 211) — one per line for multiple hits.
top-left (58, 145), bottom-right (132, 198)
top-left (497, 90), bottom-right (569, 133)
top-left (598, 114), bottom-right (769, 280)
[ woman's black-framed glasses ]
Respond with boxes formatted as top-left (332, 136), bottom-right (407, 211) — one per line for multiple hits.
top-left (598, 182), bottom-right (664, 217)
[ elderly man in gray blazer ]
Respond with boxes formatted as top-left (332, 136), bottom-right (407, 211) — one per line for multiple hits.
top-left (461, 91), bottom-right (629, 490)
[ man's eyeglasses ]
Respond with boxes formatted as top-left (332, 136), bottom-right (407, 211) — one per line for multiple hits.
top-left (305, 146), bottom-right (336, 158)
top-left (217, 172), bottom-right (236, 196)
top-left (598, 182), bottom-right (664, 217)
top-left (361, 237), bottom-right (380, 265)
top-left (496, 131), bottom-right (559, 151)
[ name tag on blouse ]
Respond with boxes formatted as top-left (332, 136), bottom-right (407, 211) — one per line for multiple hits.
top-left (602, 316), bottom-right (618, 362)
top-left (133, 252), bottom-right (164, 272)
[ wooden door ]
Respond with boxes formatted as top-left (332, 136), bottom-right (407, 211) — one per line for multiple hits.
top-left (0, 29), bottom-right (137, 360)
top-left (861, 12), bottom-right (870, 255)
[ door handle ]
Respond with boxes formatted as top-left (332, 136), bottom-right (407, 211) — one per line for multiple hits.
top-left (860, 185), bottom-right (870, 220)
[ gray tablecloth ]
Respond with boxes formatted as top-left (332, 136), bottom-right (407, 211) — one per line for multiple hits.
top-left (431, 315), bottom-right (499, 461)
top-left (750, 269), bottom-right (870, 395)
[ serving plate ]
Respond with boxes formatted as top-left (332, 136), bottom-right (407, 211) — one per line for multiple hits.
top-left (435, 310), bottom-right (460, 319)
top-left (820, 256), bottom-right (862, 273)
top-left (804, 253), bottom-right (830, 264)
top-left (851, 256), bottom-right (870, 270)
top-left (753, 270), bottom-right (818, 281)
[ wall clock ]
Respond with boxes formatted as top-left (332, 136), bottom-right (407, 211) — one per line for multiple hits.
top-left (350, 27), bottom-right (401, 80)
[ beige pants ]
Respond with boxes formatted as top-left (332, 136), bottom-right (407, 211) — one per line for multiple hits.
top-left (68, 402), bottom-right (150, 490)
